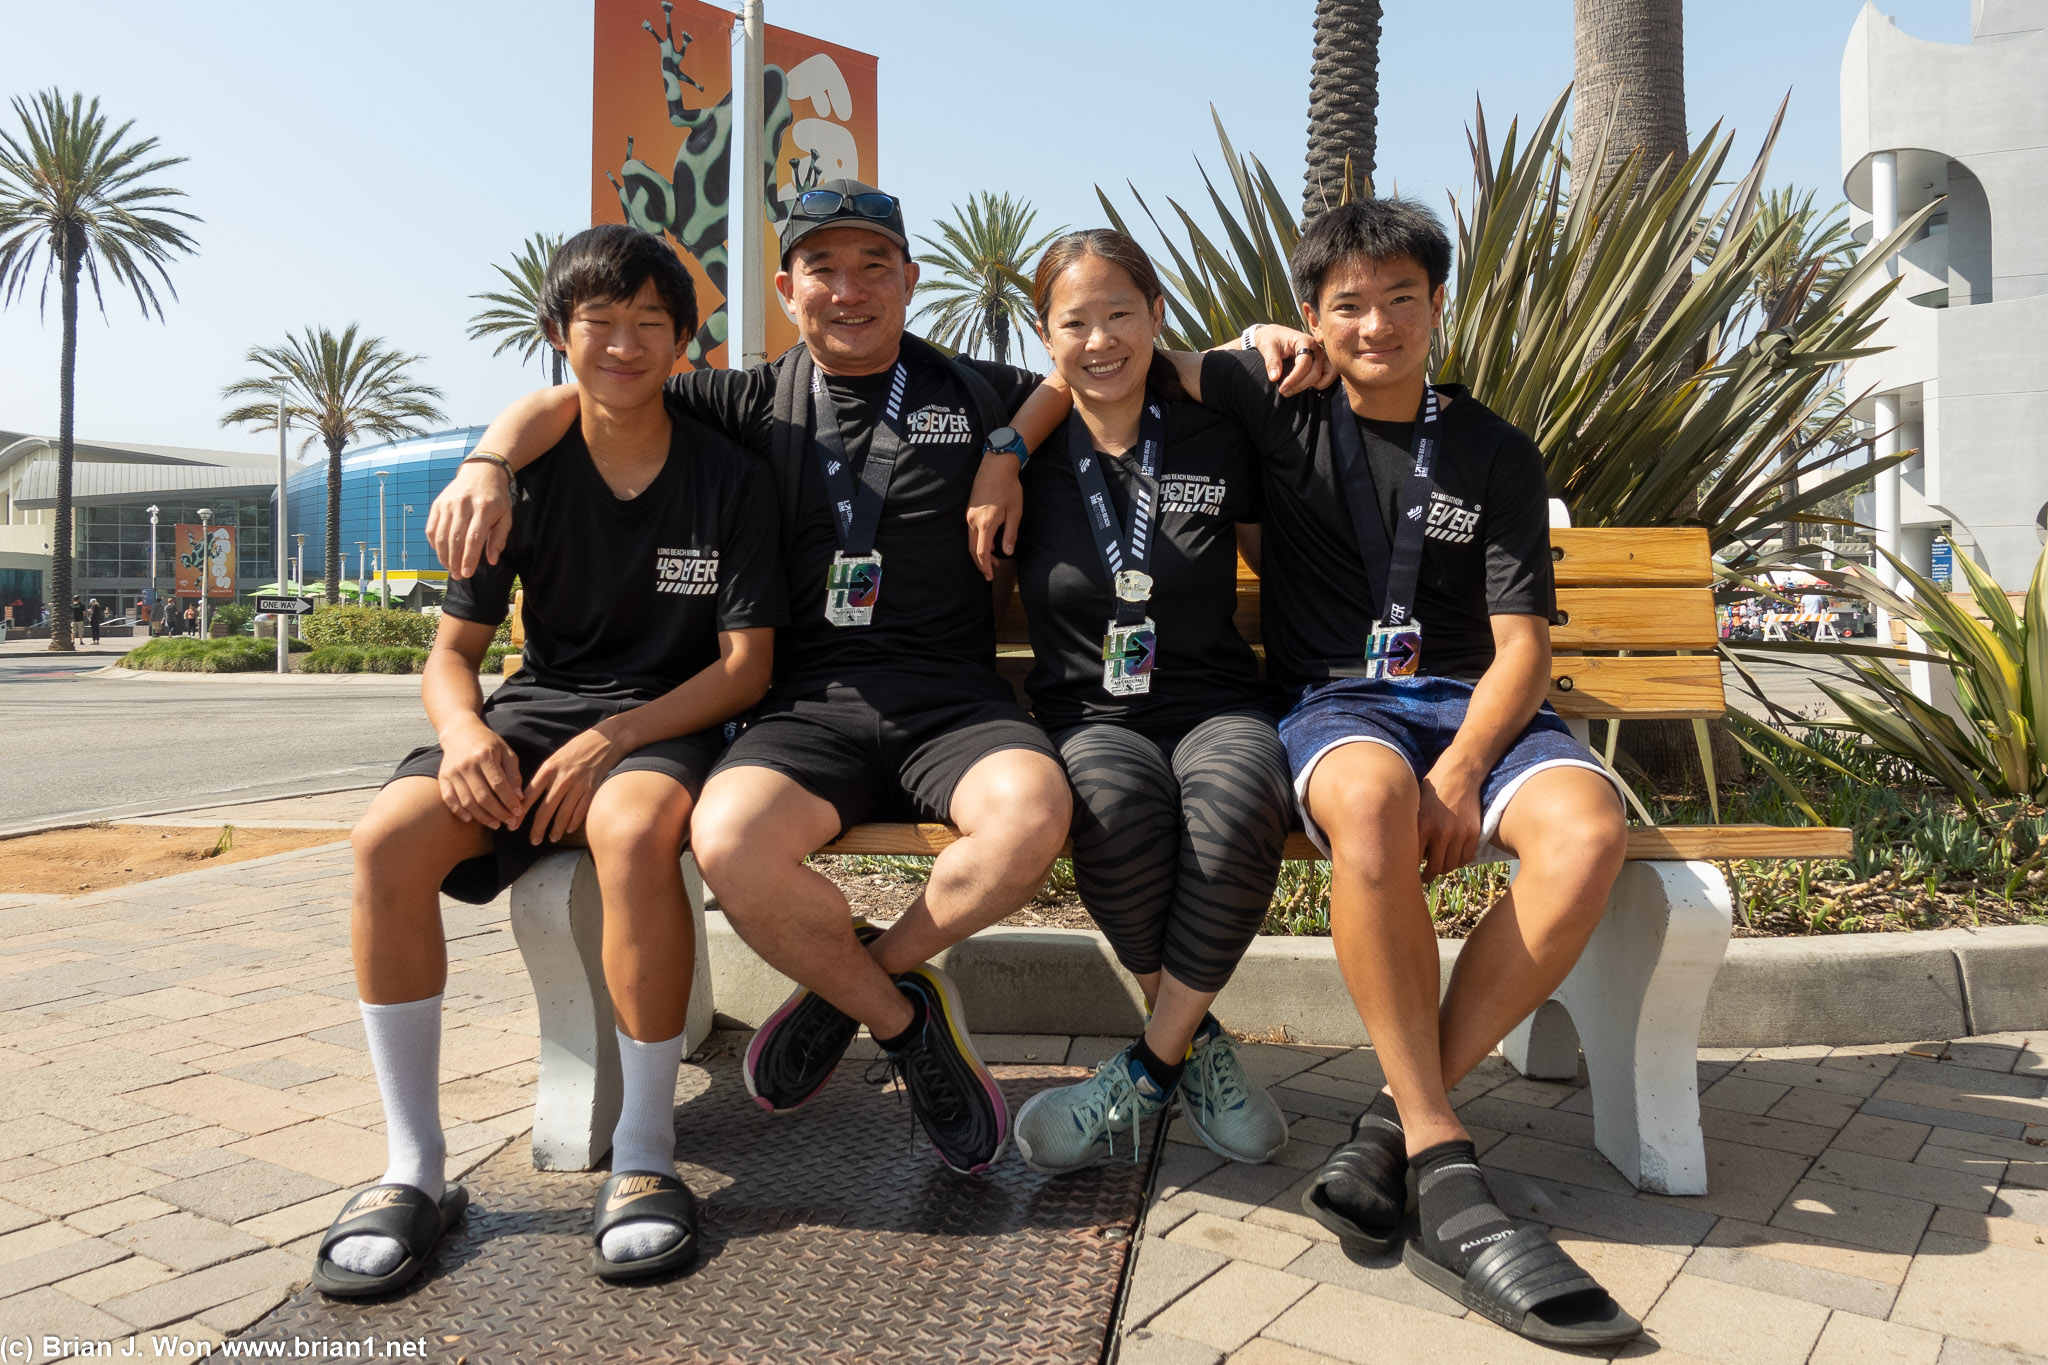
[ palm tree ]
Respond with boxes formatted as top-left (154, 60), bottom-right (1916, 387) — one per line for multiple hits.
top-left (220, 327), bottom-right (445, 604)
top-left (468, 232), bottom-right (565, 385)
top-left (1304, 0), bottom-right (1383, 218)
top-left (1569, 0), bottom-right (1687, 212)
top-left (0, 89), bottom-right (197, 652)
top-left (911, 193), bottom-right (1061, 366)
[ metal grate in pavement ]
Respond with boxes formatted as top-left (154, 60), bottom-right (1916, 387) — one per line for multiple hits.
top-left (243, 1050), bottom-right (1155, 1363)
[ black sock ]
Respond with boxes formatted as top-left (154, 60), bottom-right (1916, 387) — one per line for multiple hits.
top-left (876, 988), bottom-right (928, 1054)
top-left (1412, 1139), bottom-right (1516, 1276)
top-left (1130, 1036), bottom-right (1185, 1095)
top-left (1356, 1087), bottom-right (1402, 1140)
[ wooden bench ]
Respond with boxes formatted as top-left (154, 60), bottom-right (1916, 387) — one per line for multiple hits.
top-left (502, 519), bottom-right (1851, 1192)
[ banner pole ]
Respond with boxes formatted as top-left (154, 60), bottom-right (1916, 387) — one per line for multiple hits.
top-left (276, 386), bottom-right (289, 673)
top-left (735, 0), bottom-right (767, 368)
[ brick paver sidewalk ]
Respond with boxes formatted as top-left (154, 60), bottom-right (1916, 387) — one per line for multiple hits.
top-left (1118, 1034), bottom-right (2048, 1364)
top-left (0, 804), bottom-right (2042, 1362)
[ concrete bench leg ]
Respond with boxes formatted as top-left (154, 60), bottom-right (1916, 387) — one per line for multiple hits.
top-left (1502, 859), bottom-right (1732, 1195)
top-left (508, 849), bottom-right (716, 1171)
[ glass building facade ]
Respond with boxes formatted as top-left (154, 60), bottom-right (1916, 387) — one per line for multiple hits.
top-left (79, 501), bottom-right (273, 596)
top-left (283, 427), bottom-right (487, 584)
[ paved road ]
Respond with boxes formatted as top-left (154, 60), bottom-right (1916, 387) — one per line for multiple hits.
top-left (0, 644), bottom-right (449, 834)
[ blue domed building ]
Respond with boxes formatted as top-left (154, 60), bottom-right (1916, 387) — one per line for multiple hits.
top-left (282, 426), bottom-right (487, 600)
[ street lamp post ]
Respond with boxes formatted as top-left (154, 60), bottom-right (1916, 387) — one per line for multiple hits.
top-left (146, 505), bottom-right (159, 635)
top-left (196, 507), bottom-right (213, 638)
top-left (401, 505), bottom-right (413, 569)
top-left (375, 470), bottom-right (391, 610)
top-left (356, 542), bottom-right (367, 605)
top-left (293, 534), bottom-right (305, 595)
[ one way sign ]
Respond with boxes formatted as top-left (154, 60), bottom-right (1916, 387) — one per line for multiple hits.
top-left (256, 596), bottom-right (316, 615)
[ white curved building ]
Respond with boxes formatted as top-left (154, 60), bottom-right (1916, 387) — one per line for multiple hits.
top-left (1840, 0), bottom-right (2048, 590)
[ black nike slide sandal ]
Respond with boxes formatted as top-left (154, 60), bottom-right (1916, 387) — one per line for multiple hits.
top-left (311, 1183), bottom-right (469, 1299)
top-left (1402, 1225), bottom-right (1642, 1347)
top-left (591, 1170), bottom-right (700, 1283)
top-left (1300, 1115), bottom-right (1409, 1254)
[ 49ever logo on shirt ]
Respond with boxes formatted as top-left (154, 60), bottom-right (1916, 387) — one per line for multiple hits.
top-left (655, 548), bottom-right (719, 596)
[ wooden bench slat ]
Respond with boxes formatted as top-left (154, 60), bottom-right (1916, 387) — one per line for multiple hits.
top-left (819, 822), bottom-right (1850, 863)
top-left (1552, 588), bottom-right (1717, 650)
top-left (1548, 655), bottom-right (1724, 719)
top-left (1551, 528), bottom-right (1713, 586)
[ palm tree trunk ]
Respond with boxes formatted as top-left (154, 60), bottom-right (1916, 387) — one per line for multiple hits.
top-left (324, 434), bottom-right (343, 605)
top-left (987, 301), bottom-right (1008, 367)
top-left (1571, 0), bottom-right (1716, 794)
top-left (1568, 0), bottom-right (1687, 213)
top-left (1304, 0), bottom-right (1382, 218)
top-left (48, 230), bottom-right (81, 653)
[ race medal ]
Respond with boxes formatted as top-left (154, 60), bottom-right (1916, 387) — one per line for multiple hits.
top-left (825, 550), bottom-right (883, 627)
top-left (1102, 617), bottom-right (1158, 696)
top-left (1363, 619), bottom-right (1423, 680)
top-left (1114, 569), bottom-right (1154, 603)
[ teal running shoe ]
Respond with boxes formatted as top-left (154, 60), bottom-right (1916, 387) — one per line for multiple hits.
top-left (1181, 1027), bottom-right (1288, 1164)
top-left (1013, 1046), bottom-right (1169, 1174)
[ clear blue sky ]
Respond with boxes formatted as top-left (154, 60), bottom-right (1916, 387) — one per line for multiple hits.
top-left (0, 0), bottom-right (1968, 455)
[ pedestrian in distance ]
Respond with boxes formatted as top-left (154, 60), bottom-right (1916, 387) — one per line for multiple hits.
top-left (86, 598), bottom-right (104, 644)
top-left (316, 225), bottom-right (785, 1297)
top-left (1000, 231), bottom-right (1301, 1175)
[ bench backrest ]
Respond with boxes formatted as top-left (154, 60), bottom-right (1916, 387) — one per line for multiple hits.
top-left (996, 527), bottom-right (1722, 722)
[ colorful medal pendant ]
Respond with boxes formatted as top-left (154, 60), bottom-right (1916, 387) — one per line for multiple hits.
top-left (825, 550), bottom-right (883, 627)
top-left (1363, 619), bottom-right (1423, 679)
top-left (1102, 617), bottom-right (1158, 696)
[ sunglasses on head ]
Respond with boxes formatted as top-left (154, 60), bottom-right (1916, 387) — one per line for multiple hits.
top-left (793, 189), bottom-right (899, 222)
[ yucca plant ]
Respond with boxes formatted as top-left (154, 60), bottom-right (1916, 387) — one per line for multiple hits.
top-left (1817, 546), bottom-right (2048, 811)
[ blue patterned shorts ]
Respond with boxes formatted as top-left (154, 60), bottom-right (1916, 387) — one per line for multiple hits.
top-left (1278, 675), bottom-right (1618, 856)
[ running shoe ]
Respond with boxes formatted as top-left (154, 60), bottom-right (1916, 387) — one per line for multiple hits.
top-left (873, 964), bottom-right (1008, 1174)
top-left (743, 919), bottom-right (883, 1114)
top-left (1013, 1045), bottom-right (1169, 1174)
top-left (1180, 1027), bottom-right (1288, 1163)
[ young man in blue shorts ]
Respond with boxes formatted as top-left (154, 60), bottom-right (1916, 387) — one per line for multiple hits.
top-left (1193, 199), bottom-right (1640, 1347)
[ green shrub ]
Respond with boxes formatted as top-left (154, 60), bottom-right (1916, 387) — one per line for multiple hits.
top-left (481, 644), bottom-right (511, 673)
top-left (212, 603), bottom-right (254, 635)
top-left (120, 638), bottom-right (284, 673)
top-left (296, 646), bottom-right (367, 673)
top-left (301, 605), bottom-right (436, 649)
top-left (363, 646), bottom-right (428, 674)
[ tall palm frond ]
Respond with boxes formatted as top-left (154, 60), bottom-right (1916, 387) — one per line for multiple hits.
top-left (468, 232), bottom-right (565, 385)
top-left (911, 192), bottom-right (1062, 366)
top-left (0, 89), bottom-right (198, 651)
top-left (221, 326), bottom-right (445, 605)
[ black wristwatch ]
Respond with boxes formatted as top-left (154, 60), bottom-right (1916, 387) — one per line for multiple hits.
top-left (984, 425), bottom-right (1029, 469)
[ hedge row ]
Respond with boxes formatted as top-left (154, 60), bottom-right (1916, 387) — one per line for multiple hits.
top-left (120, 638), bottom-right (309, 672)
top-left (295, 644), bottom-right (511, 675)
top-left (300, 606), bottom-right (437, 649)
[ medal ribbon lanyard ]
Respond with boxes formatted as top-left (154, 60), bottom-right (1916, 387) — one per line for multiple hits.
top-left (810, 362), bottom-right (909, 557)
top-left (1067, 401), bottom-right (1168, 626)
top-left (1329, 386), bottom-right (1441, 629)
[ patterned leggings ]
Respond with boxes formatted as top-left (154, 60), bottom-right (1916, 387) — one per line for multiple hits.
top-left (1054, 710), bottom-right (1293, 993)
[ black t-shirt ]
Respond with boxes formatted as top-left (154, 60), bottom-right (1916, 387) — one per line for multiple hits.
top-left (1014, 399), bottom-right (1273, 734)
top-left (666, 346), bottom-right (1037, 699)
top-left (446, 415), bottom-right (785, 704)
top-left (1201, 349), bottom-right (1554, 686)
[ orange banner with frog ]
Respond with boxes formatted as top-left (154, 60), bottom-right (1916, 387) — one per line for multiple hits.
top-left (591, 1), bottom-right (879, 369)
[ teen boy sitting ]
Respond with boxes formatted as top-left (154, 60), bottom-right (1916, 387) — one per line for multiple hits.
top-left (1190, 200), bottom-right (1640, 1347)
top-left (313, 224), bottom-right (784, 1295)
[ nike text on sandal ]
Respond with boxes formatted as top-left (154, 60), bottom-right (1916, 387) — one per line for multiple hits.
top-left (1301, 1114), bottom-right (1408, 1254)
top-left (877, 965), bottom-right (1008, 1174)
top-left (744, 918), bottom-right (884, 1113)
top-left (1402, 1226), bottom-right (1642, 1347)
top-left (590, 1170), bottom-right (699, 1283)
top-left (311, 1183), bottom-right (468, 1298)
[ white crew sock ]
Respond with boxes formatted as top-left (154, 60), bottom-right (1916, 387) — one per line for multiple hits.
top-left (328, 995), bottom-right (447, 1278)
top-left (599, 1027), bottom-right (688, 1265)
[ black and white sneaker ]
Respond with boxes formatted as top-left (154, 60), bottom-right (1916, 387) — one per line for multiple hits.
top-left (743, 919), bottom-right (883, 1113)
top-left (873, 965), bottom-right (1008, 1174)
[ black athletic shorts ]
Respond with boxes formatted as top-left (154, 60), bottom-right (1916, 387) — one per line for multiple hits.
top-left (388, 682), bottom-right (727, 904)
top-left (709, 675), bottom-right (1056, 835)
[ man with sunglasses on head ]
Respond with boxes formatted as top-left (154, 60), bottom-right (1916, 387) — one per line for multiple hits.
top-left (430, 181), bottom-right (1326, 1175)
